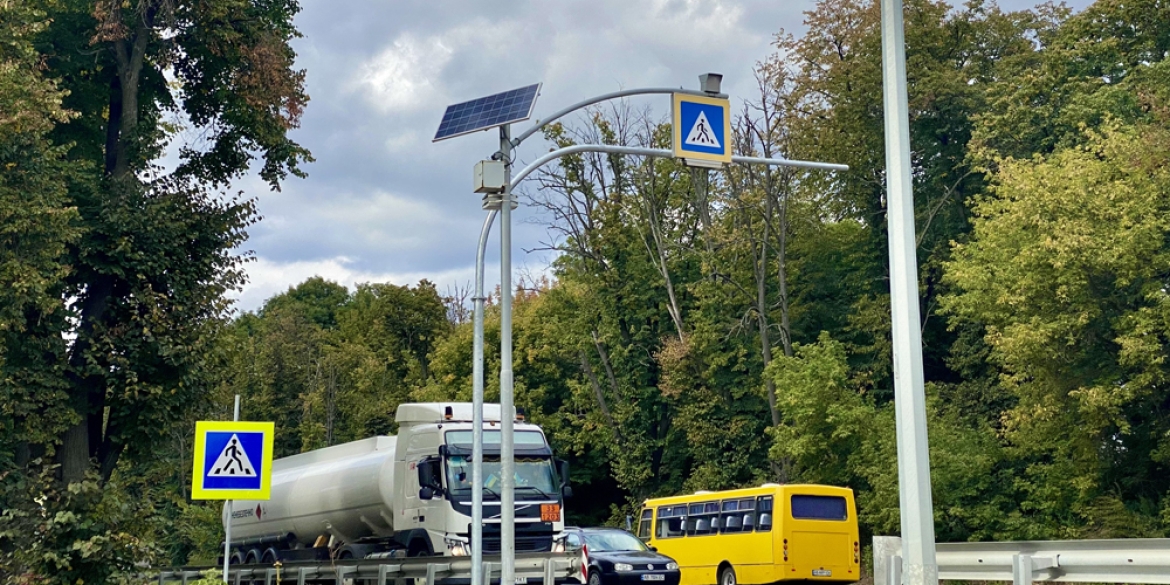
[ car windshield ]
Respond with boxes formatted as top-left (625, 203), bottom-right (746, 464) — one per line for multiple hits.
top-left (583, 531), bottom-right (648, 552)
top-left (446, 455), bottom-right (558, 499)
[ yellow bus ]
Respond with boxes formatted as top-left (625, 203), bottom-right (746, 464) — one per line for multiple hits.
top-left (638, 484), bottom-right (859, 585)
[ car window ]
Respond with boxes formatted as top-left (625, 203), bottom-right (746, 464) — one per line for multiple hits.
top-left (566, 533), bottom-right (582, 551)
top-left (583, 530), bottom-right (649, 552)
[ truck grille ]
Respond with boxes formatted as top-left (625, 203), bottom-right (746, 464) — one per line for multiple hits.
top-left (481, 534), bottom-right (552, 553)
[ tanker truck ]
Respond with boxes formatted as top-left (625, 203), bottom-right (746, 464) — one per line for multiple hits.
top-left (224, 403), bottom-right (570, 564)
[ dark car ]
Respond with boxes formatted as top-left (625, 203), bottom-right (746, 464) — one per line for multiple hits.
top-left (555, 528), bottom-right (681, 585)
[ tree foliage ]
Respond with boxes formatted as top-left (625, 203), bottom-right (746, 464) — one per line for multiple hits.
top-left (7, 0), bottom-right (1170, 577)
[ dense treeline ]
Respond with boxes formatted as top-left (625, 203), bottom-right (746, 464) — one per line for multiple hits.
top-left (4, 0), bottom-right (1170, 581)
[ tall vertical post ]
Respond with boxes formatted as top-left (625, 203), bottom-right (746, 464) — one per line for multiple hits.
top-left (880, 1), bottom-right (938, 584)
top-left (223, 394), bottom-right (241, 583)
top-left (499, 125), bottom-right (516, 585)
top-left (471, 211), bottom-right (496, 585)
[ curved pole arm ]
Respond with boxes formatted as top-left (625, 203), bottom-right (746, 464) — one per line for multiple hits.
top-left (470, 208), bottom-right (496, 585)
top-left (512, 87), bottom-right (717, 147)
top-left (509, 144), bottom-right (849, 189)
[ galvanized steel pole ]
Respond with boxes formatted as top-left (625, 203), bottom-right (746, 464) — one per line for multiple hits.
top-left (880, 0), bottom-right (939, 583)
top-left (223, 394), bottom-right (240, 583)
top-left (498, 124), bottom-right (516, 585)
top-left (471, 210), bottom-right (496, 585)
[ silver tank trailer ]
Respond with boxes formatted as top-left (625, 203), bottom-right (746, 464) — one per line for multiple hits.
top-left (229, 435), bottom-right (398, 546)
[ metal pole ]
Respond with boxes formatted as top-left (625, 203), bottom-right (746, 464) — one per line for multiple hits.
top-left (224, 394), bottom-right (240, 583)
top-left (472, 210), bottom-right (497, 585)
top-left (879, 1), bottom-right (938, 584)
top-left (499, 124), bottom-right (516, 585)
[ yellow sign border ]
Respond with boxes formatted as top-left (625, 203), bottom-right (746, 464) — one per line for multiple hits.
top-left (191, 420), bottom-right (275, 500)
top-left (671, 93), bottom-right (732, 164)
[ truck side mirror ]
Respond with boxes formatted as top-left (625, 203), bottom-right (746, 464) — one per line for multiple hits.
top-left (419, 486), bottom-right (435, 500)
top-left (417, 459), bottom-right (441, 491)
top-left (562, 485), bottom-right (573, 499)
top-left (557, 459), bottom-right (570, 487)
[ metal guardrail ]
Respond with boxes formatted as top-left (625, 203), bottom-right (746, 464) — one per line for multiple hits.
top-left (875, 536), bottom-right (1170, 584)
top-left (157, 552), bottom-right (581, 585)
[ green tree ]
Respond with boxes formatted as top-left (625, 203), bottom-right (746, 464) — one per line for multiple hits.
top-left (0, 0), bottom-right (83, 469)
top-left (943, 122), bottom-right (1170, 536)
top-left (17, 0), bottom-right (312, 483)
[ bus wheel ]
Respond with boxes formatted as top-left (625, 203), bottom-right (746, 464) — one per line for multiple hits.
top-left (719, 565), bottom-right (736, 585)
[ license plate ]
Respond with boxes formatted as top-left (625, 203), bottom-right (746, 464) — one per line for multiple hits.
top-left (812, 570), bottom-right (832, 577)
top-left (515, 578), bottom-right (528, 584)
top-left (540, 504), bottom-right (561, 522)
top-left (642, 575), bottom-right (665, 581)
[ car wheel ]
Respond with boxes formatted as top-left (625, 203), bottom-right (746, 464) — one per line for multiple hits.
top-left (719, 566), bottom-right (736, 585)
top-left (588, 568), bottom-right (602, 585)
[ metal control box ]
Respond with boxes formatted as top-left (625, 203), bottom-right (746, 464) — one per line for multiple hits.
top-left (474, 160), bottom-right (506, 194)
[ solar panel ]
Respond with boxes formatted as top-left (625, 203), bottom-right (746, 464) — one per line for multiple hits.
top-left (433, 83), bottom-right (541, 142)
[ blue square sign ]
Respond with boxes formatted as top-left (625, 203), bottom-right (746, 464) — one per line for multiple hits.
top-left (202, 431), bottom-right (265, 490)
top-left (672, 93), bottom-right (731, 165)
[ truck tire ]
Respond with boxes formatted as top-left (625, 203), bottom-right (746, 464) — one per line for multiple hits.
top-left (262, 548), bottom-right (280, 564)
top-left (407, 539), bottom-right (430, 557)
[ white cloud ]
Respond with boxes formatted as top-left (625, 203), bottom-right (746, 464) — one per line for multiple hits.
top-left (353, 33), bottom-right (455, 112)
top-left (230, 256), bottom-right (481, 313)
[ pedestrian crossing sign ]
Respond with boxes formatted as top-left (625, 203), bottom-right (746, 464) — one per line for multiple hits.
top-left (191, 420), bottom-right (274, 500)
top-left (672, 93), bottom-right (732, 167)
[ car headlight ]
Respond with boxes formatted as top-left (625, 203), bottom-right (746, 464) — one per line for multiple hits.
top-left (666, 563), bottom-right (678, 571)
top-left (614, 563), bottom-right (634, 572)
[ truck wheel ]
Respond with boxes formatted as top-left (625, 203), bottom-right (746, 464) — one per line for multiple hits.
top-left (262, 548), bottom-right (280, 564)
top-left (408, 540), bottom-right (429, 557)
top-left (719, 565), bottom-right (736, 585)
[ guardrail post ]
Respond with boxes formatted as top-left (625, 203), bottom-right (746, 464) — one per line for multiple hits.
top-left (543, 558), bottom-right (556, 585)
top-left (426, 563), bottom-right (439, 585)
top-left (297, 567), bottom-right (308, 585)
top-left (1013, 554), bottom-right (1032, 585)
top-left (887, 556), bottom-right (903, 585)
top-left (874, 536), bottom-right (904, 585)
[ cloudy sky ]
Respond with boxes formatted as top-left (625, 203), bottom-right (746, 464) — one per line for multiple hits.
top-left (228, 0), bottom-right (1093, 312)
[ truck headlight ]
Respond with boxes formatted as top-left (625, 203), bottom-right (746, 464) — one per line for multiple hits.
top-left (666, 563), bottom-right (678, 571)
top-left (445, 538), bottom-right (468, 556)
top-left (614, 563), bottom-right (633, 572)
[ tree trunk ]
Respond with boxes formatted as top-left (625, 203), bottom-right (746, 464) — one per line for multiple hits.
top-left (59, 18), bottom-right (154, 484)
top-left (579, 350), bottom-right (624, 444)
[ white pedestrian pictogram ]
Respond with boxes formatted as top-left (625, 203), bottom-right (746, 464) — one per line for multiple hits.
top-left (208, 434), bottom-right (257, 477)
top-left (684, 111), bottom-right (720, 148)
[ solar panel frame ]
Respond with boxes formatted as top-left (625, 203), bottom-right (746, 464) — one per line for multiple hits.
top-left (433, 83), bottom-right (542, 142)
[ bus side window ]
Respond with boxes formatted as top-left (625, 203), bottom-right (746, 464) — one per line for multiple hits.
top-left (756, 496), bottom-right (774, 531)
top-left (739, 499), bottom-right (757, 532)
top-left (721, 500), bottom-right (741, 532)
top-left (657, 506), bottom-right (686, 538)
top-left (688, 502), bottom-right (717, 536)
top-left (638, 509), bottom-right (653, 540)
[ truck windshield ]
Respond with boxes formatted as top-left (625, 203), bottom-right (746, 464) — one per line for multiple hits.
top-left (445, 455), bottom-right (558, 500)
